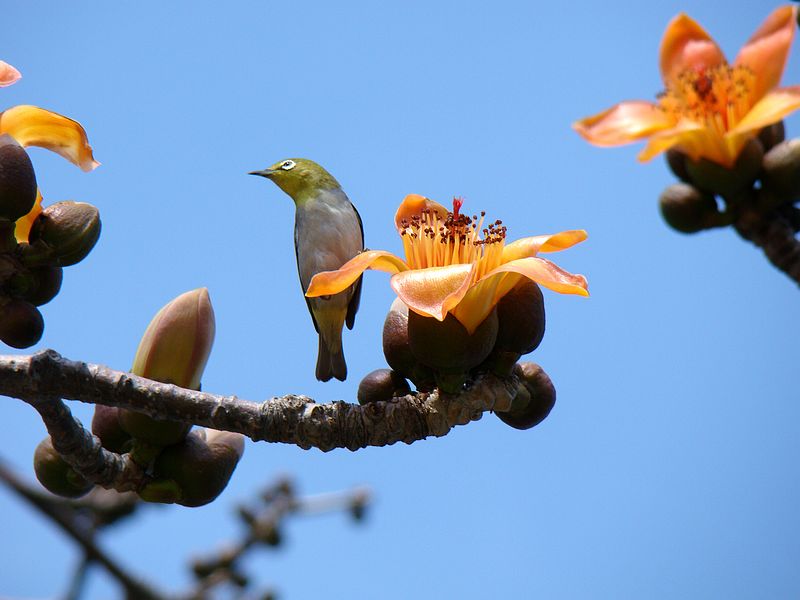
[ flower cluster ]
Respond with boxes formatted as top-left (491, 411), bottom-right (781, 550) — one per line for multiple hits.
top-left (310, 194), bottom-right (588, 427)
top-left (0, 61), bottom-right (101, 348)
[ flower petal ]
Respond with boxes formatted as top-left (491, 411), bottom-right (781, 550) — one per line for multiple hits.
top-left (0, 105), bottom-right (99, 172)
top-left (14, 189), bottom-right (42, 243)
top-left (734, 5), bottom-right (797, 104)
top-left (659, 13), bottom-right (726, 86)
top-left (450, 272), bottom-right (517, 334)
top-left (485, 256), bottom-right (589, 297)
top-left (502, 230), bottom-right (588, 263)
top-left (390, 263), bottom-right (474, 321)
top-left (729, 86), bottom-right (800, 137)
top-left (637, 119), bottom-right (721, 164)
top-left (306, 250), bottom-right (408, 297)
top-left (573, 101), bottom-right (674, 146)
top-left (394, 193), bottom-right (449, 231)
top-left (0, 61), bottom-right (21, 87)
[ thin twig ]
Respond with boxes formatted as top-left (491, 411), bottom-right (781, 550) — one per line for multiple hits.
top-left (735, 207), bottom-right (800, 284)
top-left (0, 458), bottom-right (165, 600)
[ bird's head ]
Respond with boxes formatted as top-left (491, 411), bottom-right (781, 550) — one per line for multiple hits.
top-left (249, 158), bottom-right (340, 202)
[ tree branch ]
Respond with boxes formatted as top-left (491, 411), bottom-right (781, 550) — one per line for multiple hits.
top-left (735, 207), bottom-right (800, 285)
top-left (0, 349), bottom-right (517, 454)
top-left (0, 458), bottom-right (164, 600)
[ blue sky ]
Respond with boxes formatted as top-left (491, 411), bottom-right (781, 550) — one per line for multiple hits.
top-left (2, 1), bottom-right (799, 598)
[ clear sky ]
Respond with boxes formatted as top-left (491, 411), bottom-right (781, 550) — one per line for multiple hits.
top-left (2, 1), bottom-right (799, 598)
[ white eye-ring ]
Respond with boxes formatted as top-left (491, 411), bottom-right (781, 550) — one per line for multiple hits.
top-left (281, 160), bottom-right (296, 171)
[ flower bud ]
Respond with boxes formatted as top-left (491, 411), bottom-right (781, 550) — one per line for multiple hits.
top-left (119, 288), bottom-right (215, 446)
top-left (0, 134), bottom-right (37, 222)
top-left (758, 121), bottom-right (785, 152)
top-left (495, 362), bottom-right (556, 430)
top-left (407, 308), bottom-right (498, 393)
top-left (33, 436), bottom-right (93, 498)
top-left (658, 183), bottom-right (721, 234)
top-left (357, 369), bottom-right (411, 405)
top-left (665, 148), bottom-right (690, 183)
top-left (495, 280), bottom-right (545, 355)
top-left (91, 405), bottom-right (131, 453)
top-left (28, 201), bottom-right (101, 267)
top-left (147, 429), bottom-right (245, 507)
top-left (382, 298), bottom-right (436, 391)
top-left (0, 298), bottom-right (43, 348)
top-left (22, 266), bottom-right (63, 306)
top-left (684, 138), bottom-right (763, 198)
top-left (761, 139), bottom-right (800, 203)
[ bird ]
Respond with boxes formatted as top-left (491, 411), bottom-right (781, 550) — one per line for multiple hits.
top-left (249, 158), bottom-right (363, 382)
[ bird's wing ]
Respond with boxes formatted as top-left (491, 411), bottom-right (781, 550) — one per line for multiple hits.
top-left (345, 203), bottom-right (365, 330)
top-left (295, 224), bottom-right (321, 333)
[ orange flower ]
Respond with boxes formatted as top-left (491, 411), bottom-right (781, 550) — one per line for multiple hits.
top-left (573, 5), bottom-right (800, 168)
top-left (307, 194), bottom-right (588, 334)
top-left (0, 60), bottom-right (99, 241)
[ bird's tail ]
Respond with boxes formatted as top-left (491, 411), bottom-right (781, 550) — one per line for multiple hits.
top-left (316, 334), bottom-right (347, 382)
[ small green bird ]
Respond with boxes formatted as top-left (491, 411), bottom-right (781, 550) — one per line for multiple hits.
top-left (249, 158), bottom-right (363, 382)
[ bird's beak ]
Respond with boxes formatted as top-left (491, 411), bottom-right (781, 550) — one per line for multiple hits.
top-left (248, 169), bottom-right (275, 178)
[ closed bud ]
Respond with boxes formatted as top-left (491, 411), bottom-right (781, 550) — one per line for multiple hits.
top-left (357, 369), bottom-right (411, 405)
top-left (28, 201), bottom-right (101, 266)
top-left (494, 280), bottom-right (545, 355)
top-left (407, 308), bottom-right (498, 393)
top-left (761, 139), bottom-right (800, 203)
top-left (91, 405), bottom-right (131, 453)
top-left (22, 266), bottom-right (63, 306)
top-left (119, 288), bottom-right (215, 446)
top-left (758, 121), bottom-right (785, 152)
top-left (0, 298), bottom-right (43, 348)
top-left (149, 429), bottom-right (244, 507)
top-left (495, 362), bottom-right (556, 430)
top-left (665, 148), bottom-right (690, 183)
top-left (381, 298), bottom-right (436, 391)
top-left (684, 138), bottom-right (763, 198)
top-left (0, 134), bottom-right (37, 222)
top-left (33, 437), bottom-right (93, 498)
top-left (659, 183), bottom-right (721, 234)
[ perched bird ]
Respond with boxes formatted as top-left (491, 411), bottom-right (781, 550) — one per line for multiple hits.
top-left (249, 158), bottom-right (363, 382)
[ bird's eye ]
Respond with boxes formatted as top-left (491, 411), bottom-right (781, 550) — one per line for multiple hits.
top-left (281, 160), bottom-right (296, 171)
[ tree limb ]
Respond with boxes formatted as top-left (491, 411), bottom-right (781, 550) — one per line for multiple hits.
top-left (1, 349), bottom-right (517, 455)
top-left (735, 207), bottom-right (800, 285)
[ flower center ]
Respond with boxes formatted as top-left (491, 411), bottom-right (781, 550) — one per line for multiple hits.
top-left (657, 64), bottom-right (754, 134)
top-left (398, 198), bottom-right (507, 279)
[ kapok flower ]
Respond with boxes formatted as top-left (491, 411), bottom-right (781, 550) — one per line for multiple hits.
top-left (573, 5), bottom-right (800, 168)
top-left (0, 59), bottom-right (99, 241)
top-left (307, 194), bottom-right (588, 335)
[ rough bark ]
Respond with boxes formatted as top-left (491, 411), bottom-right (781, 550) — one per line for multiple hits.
top-left (1, 349), bottom-right (517, 455)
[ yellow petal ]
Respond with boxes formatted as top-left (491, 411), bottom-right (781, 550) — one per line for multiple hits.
top-left (729, 86), bottom-right (800, 137)
top-left (637, 119), bottom-right (723, 164)
top-left (573, 101), bottom-right (674, 146)
top-left (502, 230), bottom-right (588, 263)
top-left (394, 194), bottom-right (449, 231)
top-left (450, 272), bottom-right (518, 334)
top-left (306, 250), bottom-right (408, 297)
top-left (659, 13), bottom-right (726, 86)
top-left (14, 189), bottom-right (43, 243)
top-left (0, 105), bottom-right (99, 172)
top-left (0, 61), bottom-right (21, 87)
top-left (734, 5), bottom-right (797, 104)
top-left (485, 256), bottom-right (589, 297)
top-left (390, 263), bottom-right (474, 321)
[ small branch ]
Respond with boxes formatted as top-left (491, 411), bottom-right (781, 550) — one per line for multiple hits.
top-left (735, 207), bottom-right (800, 285)
top-left (32, 397), bottom-right (147, 492)
top-left (0, 458), bottom-right (165, 600)
top-left (63, 555), bottom-right (91, 600)
top-left (187, 477), bottom-right (369, 599)
top-left (0, 350), bottom-right (517, 453)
